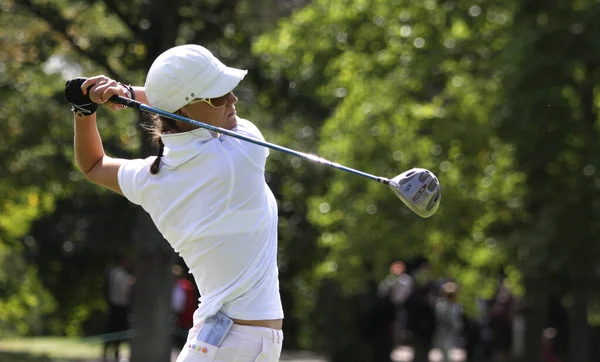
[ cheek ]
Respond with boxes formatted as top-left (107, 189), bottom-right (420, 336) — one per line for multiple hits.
top-left (220, 108), bottom-right (230, 121)
top-left (204, 108), bottom-right (223, 123)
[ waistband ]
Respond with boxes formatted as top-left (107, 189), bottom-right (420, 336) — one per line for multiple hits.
top-left (230, 324), bottom-right (283, 345)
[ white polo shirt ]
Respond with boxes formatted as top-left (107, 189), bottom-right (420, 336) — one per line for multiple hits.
top-left (117, 118), bottom-right (283, 322)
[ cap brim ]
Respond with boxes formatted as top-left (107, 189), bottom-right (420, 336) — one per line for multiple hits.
top-left (199, 66), bottom-right (248, 98)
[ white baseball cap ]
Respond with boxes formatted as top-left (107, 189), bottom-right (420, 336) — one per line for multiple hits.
top-left (144, 44), bottom-right (248, 112)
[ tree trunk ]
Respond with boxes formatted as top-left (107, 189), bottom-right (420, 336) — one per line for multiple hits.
top-left (130, 210), bottom-right (176, 362)
top-left (568, 279), bottom-right (590, 362)
top-left (129, 2), bottom-right (181, 361)
top-left (128, 104), bottom-right (177, 362)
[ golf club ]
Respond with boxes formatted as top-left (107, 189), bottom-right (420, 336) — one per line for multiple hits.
top-left (109, 95), bottom-right (441, 218)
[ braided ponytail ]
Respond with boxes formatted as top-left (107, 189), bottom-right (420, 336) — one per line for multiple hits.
top-left (150, 138), bottom-right (165, 174)
top-left (148, 113), bottom-right (178, 175)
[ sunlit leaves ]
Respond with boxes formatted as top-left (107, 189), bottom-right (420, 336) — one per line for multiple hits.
top-left (255, 0), bottom-right (524, 319)
top-left (496, 0), bottom-right (600, 287)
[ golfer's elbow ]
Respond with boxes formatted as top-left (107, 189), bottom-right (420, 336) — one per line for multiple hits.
top-left (77, 156), bottom-right (104, 179)
top-left (76, 156), bottom-right (124, 194)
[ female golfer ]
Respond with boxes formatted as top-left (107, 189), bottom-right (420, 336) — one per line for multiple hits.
top-left (65, 44), bottom-right (284, 362)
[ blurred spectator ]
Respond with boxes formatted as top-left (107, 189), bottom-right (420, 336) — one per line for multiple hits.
top-left (512, 299), bottom-right (525, 359)
top-left (433, 282), bottom-right (464, 362)
top-left (171, 264), bottom-right (198, 348)
top-left (461, 313), bottom-right (480, 362)
top-left (542, 328), bottom-right (561, 362)
top-left (378, 261), bottom-right (414, 345)
top-left (488, 277), bottom-right (515, 362)
top-left (432, 276), bottom-right (454, 298)
top-left (471, 298), bottom-right (494, 362)
top-left (361, 270), bottom-right (397, 362)
top-left (546, 296), bottom-right (569, 359)
top-left (103, 257), bottom-right (135, 362)
top-left (405, 263), bottom-right (436, 362)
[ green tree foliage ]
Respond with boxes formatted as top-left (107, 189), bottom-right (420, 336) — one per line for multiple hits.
top-left (4, 0), bottom-right (600, 360)
top-left (498, 0), bottom-right (600, 288)
top-left (1, 2), bottom-right (77, 335)
top-left (253, 0), bottom-right (527, 356)
top-left (1, 0), bottom-right (142, 336)
top-left (2, 0), bottom-right (318, 352)
top-left (0, 245), bottom-right (55, 336)
top-left (254, 1), bottom-right (600, 361)
top-left (495, 1), bottom-right (600, 360)
top-left (256, 0), bottom-right (522, 300)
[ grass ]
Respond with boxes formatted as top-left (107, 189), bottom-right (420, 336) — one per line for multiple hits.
top-left (0, 336), bottom-right (128, 361)
top-left (0, 351), bottom-right (52, 362)
top-left (0, 336), bottom-right (327, 362)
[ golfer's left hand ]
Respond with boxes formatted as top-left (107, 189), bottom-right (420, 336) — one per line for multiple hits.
top-left (81, 75), bottom-right (129, 111)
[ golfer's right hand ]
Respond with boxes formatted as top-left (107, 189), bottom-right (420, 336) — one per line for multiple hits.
top-left (81, 75), bottom-right (129, 111)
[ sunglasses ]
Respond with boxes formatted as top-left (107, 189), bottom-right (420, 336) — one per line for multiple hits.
top-left (187, 92), bottom-right (231, 109)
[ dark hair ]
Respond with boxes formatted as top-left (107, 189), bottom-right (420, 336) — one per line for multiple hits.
top-left (148, 113), bottom-right (183, 174)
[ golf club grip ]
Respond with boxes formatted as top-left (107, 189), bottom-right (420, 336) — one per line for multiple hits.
top-left (109, 95), bottom-right (142, 109)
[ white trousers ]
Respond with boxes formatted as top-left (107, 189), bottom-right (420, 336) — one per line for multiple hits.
top-left (176, 321), bottom-right (283, 362)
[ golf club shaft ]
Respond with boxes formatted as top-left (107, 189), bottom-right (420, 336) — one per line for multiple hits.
top-left (110, 95), bottom-right (391, 184)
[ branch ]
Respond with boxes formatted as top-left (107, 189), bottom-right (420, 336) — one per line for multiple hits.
top-left (16, 0), bottom-right (122, 80)
top-left (102, 0), bottom-right (143, 41)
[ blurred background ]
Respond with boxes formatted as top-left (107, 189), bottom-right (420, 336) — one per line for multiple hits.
top-left (1, 0), bottom-right (600, 361)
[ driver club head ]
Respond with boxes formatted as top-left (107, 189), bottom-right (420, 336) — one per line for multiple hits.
top-left (389, 167), bottom-right (441, 218)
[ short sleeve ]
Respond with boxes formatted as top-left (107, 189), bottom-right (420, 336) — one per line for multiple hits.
top-left (234, 118), bottom-right (270, 158)
top-left (118, 158), bottom-right (150, 205)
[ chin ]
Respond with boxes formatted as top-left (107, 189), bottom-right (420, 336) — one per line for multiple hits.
top-left (227, 115), bottom-right (238, 129)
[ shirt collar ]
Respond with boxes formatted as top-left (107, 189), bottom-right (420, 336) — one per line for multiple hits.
top-left (161, 128), bottom-right (220, 162)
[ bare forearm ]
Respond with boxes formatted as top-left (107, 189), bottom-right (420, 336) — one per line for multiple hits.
top-left (65, 76), bottom-right (128, 194)
top-left (74, 114), bottom-right (105, 174)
